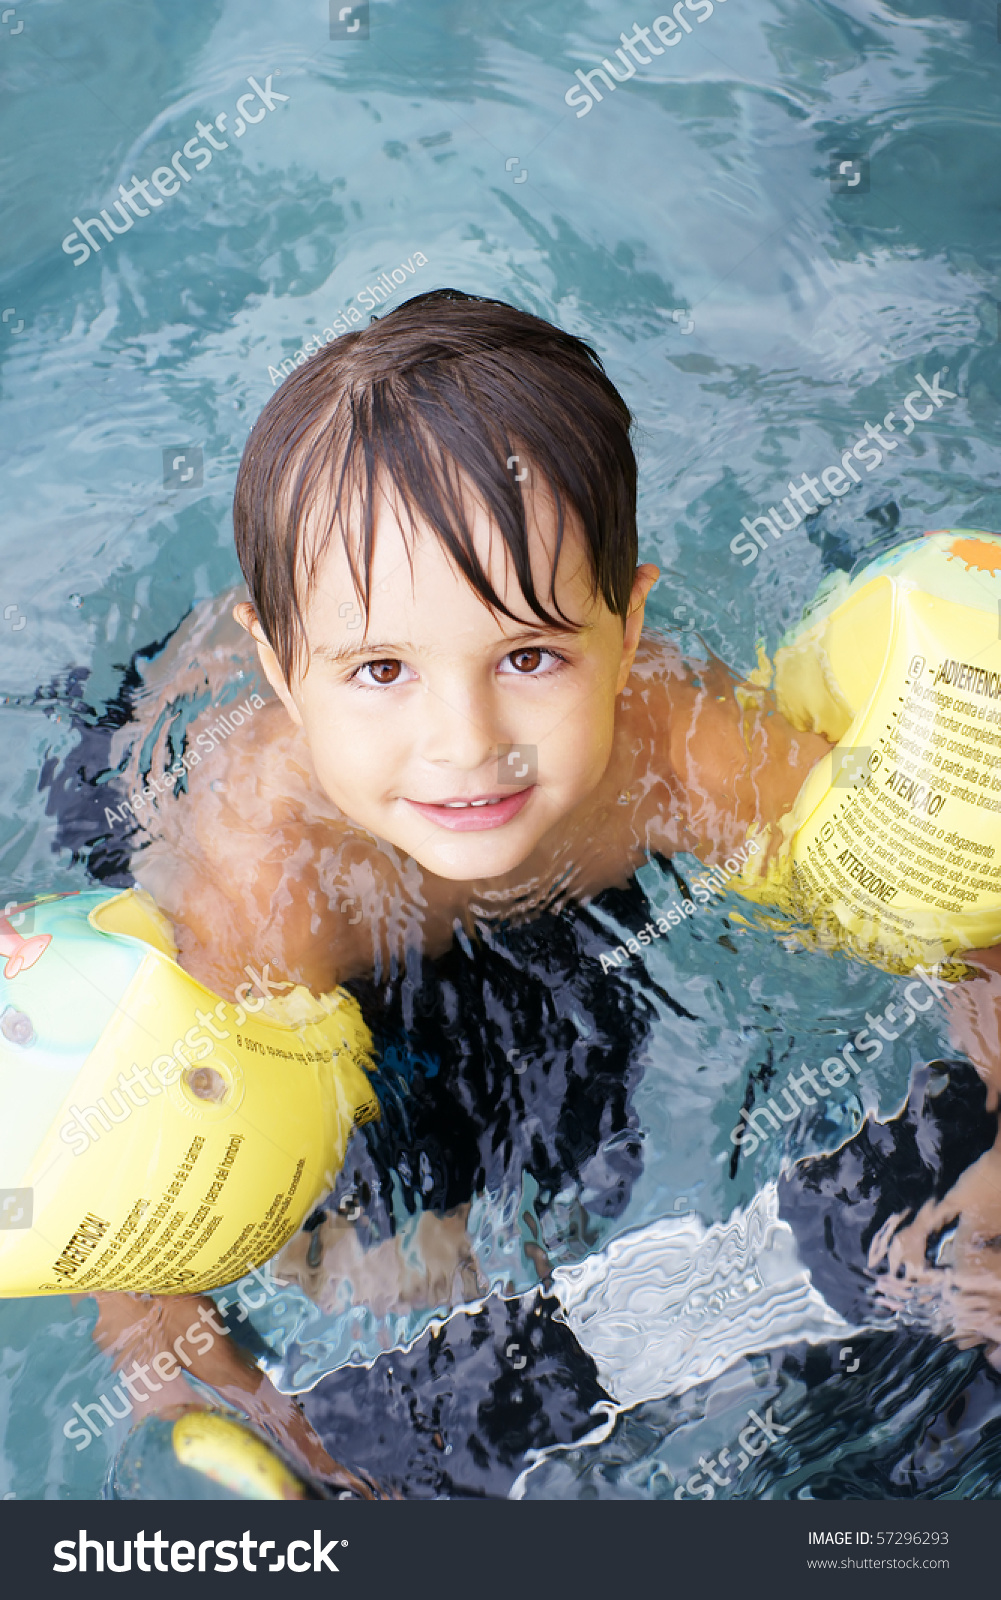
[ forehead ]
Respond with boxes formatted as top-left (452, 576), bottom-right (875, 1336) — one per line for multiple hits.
top-left (302, 478), bottom-right (599, 641)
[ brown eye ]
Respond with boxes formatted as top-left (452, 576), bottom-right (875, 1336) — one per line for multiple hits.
top-left (368, 660), bottom-right (402, 685)
top-left (509, 648), bottom-right (543, 674)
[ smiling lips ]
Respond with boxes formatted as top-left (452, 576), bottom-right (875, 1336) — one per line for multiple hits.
top-left (405, 788), bottom-right (534, 831)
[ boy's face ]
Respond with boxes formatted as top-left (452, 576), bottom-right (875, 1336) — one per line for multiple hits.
top-left (237, 486), bottom-right (657, 882)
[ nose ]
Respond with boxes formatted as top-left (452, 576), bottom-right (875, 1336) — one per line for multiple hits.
top-left (417, 677), bottom-right (501, 775)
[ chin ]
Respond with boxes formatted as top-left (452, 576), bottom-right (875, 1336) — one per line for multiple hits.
top-left (409, 832), bottom-right (539, 883)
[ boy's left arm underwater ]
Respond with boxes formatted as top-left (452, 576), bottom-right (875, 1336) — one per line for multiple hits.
top-left (614, 638), bottom-right (836, 873)
top-left (83, 1289), bottom-right (375, 1493)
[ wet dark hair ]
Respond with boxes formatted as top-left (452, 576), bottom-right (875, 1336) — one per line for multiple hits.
top-left (233, 289), bottom-right (638, 683)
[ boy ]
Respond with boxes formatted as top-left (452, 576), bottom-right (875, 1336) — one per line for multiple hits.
top-left (89, 290), bottom-right (1001, 1487)
top-left (133, 288), bottom-right (832, 999)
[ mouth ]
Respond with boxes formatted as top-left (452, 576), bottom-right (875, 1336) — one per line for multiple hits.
top-left (404, 788), bottom-right (535, 832)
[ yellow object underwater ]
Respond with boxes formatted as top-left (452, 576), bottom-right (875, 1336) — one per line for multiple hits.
top-left (170, 1412), bottom-right (310, 1500)
top-left (735, 529), bottom-right (1001, 970)
top-left (0, 888), bottom-right (377, 1297)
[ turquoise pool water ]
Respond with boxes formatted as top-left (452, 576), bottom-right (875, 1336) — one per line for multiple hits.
top-left (3, 0), bottom-right (1001, 1498)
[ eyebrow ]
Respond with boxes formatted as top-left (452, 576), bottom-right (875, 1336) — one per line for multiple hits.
top-left (312, 641), bottom-right (409, 665)
top-left (311, 623), bottom-right (591, 668)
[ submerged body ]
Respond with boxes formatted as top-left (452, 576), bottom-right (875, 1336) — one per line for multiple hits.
top-left (76, 292), bottom-right (1001, 1489)
top-left (130, 602), bottom-right (830, 1002)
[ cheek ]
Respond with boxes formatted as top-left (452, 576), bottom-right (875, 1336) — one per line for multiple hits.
top-left (304, 704), bottom-right (399, 800)
top-left (544, 697), bottom-right (615, 791)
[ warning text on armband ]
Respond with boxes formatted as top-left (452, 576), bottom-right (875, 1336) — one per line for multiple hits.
top-left (834, 849), bottom-right (898, 903)
top-left (50, 1138), bottom-right (209, 1291)
top-left (50, 1213), bottom-right (110, 1281)
top-left (202, 1134), bottom-right (244, 1204)
top-left (197, 1157), bottom-right (307, 1288)
top-left (883, 770), bottom-right (947, 817)
top-left (39, 1125), bottom-right (305, 1293)
top-left (933, 658), bottom-right (1001, 698)
top-left (234, 1034), bottom-right (333, 1063)
top-left (800, 657), bottom-right (1001, 928)
top-left (897, 668), bottom-right (1001, 817)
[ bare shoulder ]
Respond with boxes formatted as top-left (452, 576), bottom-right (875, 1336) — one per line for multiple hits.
top-left (612, 627), bottom-right (833, 860)
top-left (109, 593), bottom-right (408, 994)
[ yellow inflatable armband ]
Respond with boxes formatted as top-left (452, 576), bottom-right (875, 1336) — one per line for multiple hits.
top-left (0, 888), bottom-right (378, 1297)
top-left (112, 1409), bottom-right (315, 1500)
top-left (170, 1412), bottom-right (310, 1500)
top-left (735, 529), bottom-right (1001, 970)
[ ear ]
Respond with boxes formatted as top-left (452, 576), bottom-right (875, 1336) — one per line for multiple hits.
top-left (232, 602), bottom-right (303, 727)
top-left (616, 564), bottom-right (660, 694)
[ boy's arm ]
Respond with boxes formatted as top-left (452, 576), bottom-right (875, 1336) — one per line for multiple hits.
top-left (275, 1203), bottom-right (490, 1317)
top-left (941, 948), bottom-right (1001, 1098)
top-left (636, 640), bottom-right (835, 863)
top-left (872, 1120), bottom-right (1001, 1366)
top-left (85, 1291), bottom-right (373, 1492)
top-left (135, 810), bottom-right (369, 998)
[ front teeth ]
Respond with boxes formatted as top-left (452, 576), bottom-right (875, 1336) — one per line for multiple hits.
top-left (442, 797), bottom-right (499, 808)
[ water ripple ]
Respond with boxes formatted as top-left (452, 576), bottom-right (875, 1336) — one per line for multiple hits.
top-left (552, 1184), bottom-right (856, 1408)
